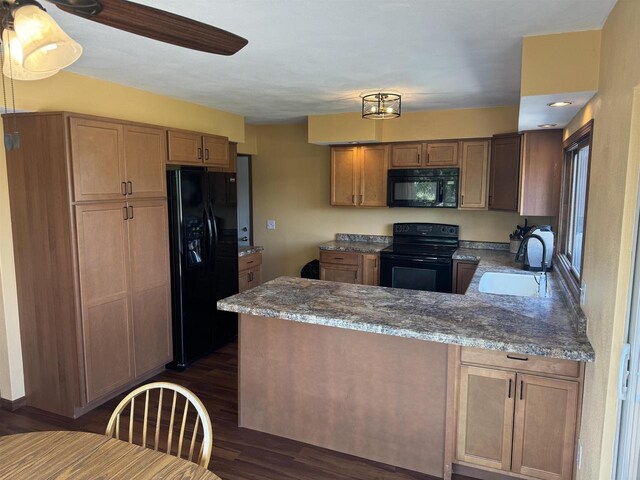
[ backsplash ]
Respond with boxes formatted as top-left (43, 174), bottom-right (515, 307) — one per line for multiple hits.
top-left (458, 240), bottom-right (510, 251)
top-left (335, 233), bottom-right (393, 243)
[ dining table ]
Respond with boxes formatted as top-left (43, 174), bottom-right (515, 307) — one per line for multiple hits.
top-left (0, 431), bottom-right (222, 479)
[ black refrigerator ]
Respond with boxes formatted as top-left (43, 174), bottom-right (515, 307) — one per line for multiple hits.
top-left (166, 167), bottom-right (239, 370)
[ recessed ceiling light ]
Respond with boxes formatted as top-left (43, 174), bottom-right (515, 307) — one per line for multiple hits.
top-left (547, 101), bottom-right (572, 107)
top-left (538, 124), bottom-right (558, 128)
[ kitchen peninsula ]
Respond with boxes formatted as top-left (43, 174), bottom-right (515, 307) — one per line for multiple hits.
top-left (218, 249), bottom-right (594, 480)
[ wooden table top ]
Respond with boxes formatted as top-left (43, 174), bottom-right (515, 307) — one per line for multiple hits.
top-left (0, 431), bottom-right (221, 479)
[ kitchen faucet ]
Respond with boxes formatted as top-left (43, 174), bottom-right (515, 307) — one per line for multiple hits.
top-left (515, 234), bottom-right (549, 297)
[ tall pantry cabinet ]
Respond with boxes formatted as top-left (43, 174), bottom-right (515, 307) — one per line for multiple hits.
top-left (4, 112), bottom-right (172, 417)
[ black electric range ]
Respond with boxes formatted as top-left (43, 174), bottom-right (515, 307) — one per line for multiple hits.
top-left (380, 223), bottom-right (459, 293)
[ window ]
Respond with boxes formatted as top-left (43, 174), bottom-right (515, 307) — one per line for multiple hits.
top-left (557, 121), bottom-right (593, 297)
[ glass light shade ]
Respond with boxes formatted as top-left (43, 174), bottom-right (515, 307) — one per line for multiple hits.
top-left (13, 5), bottom-right (82, 73)
top-left (2, 30), bottom-right (59, 80)
top-left (362, 93), bottom-right (401, 119)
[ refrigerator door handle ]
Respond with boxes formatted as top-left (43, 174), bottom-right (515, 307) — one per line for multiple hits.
top-left (204, 204), bottom-right (214, 264)
top-left (209, 201), bottom-right (219, 244)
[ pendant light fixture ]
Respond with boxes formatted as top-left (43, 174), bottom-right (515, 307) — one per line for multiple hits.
top-left (0, 0), bottom-right (82, 79)
top-left (362, 92), bottom-right (402, 120)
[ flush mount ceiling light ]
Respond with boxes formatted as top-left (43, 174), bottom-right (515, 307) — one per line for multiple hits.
top-left (547, 101), bottom-right (572, 107)
top-left (362, 92), bottom-right (401, 120)
top-left (0, 0), bottom-right (83, 79)
top-left (538, 124), bottom-right (558, 128)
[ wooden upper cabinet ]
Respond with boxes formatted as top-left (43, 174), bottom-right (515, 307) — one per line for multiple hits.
top-left (69, 117), bottom-right (125, 202)
top-left (456, 365), bottom-right (515, 472)
top-left (123, 125), bottom-right (166, 199)
top-left (330, 145), bottom-right (388, 207)
top-left (224, 142), bottom-right (238, 173)
top-left (489, 134), bottom-right (521, 211)
top-left (127, 199), bottom-right (172, 376)
top-left (75, 202), bottom-right (134, 403)
top-left (426, 141), bottom-right (459, 167)
top-left (519, 129), bottom-right (563, 216)
top-left (360, 145), bottom-right (388, 207)
top-left (167, 130), bottom-right (202, 164)
top-left (331, 147), bottom-right (359, 206)
top-left (390, 143), bottom-right (422, 168)
top-left (459, 140), bottom-right (490, 209)
top-left (203, 134), bottom-right (230, 168)
top-left (512, 374), bottom-right (579, 480)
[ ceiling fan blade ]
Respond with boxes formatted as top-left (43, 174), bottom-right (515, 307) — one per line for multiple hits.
top-left (48, 0), bottom-right (248, 56)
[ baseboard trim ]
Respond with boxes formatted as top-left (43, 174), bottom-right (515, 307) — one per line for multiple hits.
top-left (0, 396), bottom-right (26, 411)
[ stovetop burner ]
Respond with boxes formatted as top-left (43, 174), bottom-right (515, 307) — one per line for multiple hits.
top-left (380, 222), bottom-right (460, 259)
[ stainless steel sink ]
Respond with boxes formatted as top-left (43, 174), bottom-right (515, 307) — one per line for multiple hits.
top-left (478, 272), bottom-right (550, 298)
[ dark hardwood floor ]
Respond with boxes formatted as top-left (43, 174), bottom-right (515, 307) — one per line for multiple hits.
top-left (0, 341), bottom-right (474, 480)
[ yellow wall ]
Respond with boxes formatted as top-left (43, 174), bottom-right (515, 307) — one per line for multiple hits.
top-left (521, 30), bottom-right (601, 97)
top-left (0, 71), bottom-right (246, 401)
top-left (238, 123), bottom-right (258, 155)
top-left (308, 105), bottom-right (519, 144)
top-left (253, 122), bottom-right (549, 282)
top-left (563, 1), bottom-right (640, 478)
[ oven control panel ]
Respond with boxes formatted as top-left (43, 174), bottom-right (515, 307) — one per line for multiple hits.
top-left (393, 223), bottom-right (458, 238)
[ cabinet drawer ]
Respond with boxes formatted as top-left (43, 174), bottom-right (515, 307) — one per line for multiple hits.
top-left (320, 250), bottom-right (361, 266)
top-left (239, 253), bottom-right (262, 272)
top-left (460, 347), bottom-right (580, 378)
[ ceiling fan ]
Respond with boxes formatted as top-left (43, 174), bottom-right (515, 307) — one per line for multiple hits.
top-left (44, 0), bottom-right (248, 56)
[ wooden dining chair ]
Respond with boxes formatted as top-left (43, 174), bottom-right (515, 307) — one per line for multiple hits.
top-left (105, 382), bottom-right (213, 468)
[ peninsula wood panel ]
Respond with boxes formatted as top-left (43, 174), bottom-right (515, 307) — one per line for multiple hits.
top-left (489, 134), bottom-right (521, 211)
top-left (75, 202), bottom-right (135, 402)
top-left (4, 113), bottom-right (83, 416)
top-left (123, 125), bottom-right (166, 199)
top-left (453, 261), bottom-right (478, 294)
top-left (456, 365), bottom-right (515, 472)
top-left (426, 141), bottom-right (459, 167)
top-left (127, 200), bottom-right (172, 376)
top-left (70, 117), bottom-right (125, 202)
top-left (359, 145), bottom-right (388, 207)
top-left (330, 147), bottom-right (358, 205)
top-left (239, 314), bottom-right (448, 476)
top-left (511, 374), bottom-right (579, 480)
top-left (459, 141), bottom-right (490, 209)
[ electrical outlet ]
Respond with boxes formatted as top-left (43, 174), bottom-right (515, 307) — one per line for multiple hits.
top-left (580, 281), bottom-right (587, 305)
top-left (577, 438), bottom-right (583, 468)
top-left (266, 219), bottom-right (276, 230)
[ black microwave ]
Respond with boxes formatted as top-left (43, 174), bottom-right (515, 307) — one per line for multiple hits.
top-left (387, 168), bottom-right (459, 208)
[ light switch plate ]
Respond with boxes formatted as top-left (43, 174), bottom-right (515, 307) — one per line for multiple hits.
top-left (266, 219), bottom-right (276, 230)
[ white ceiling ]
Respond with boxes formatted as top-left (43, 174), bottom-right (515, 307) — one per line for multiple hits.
top-left (46, 0), bottom-right (616, 124)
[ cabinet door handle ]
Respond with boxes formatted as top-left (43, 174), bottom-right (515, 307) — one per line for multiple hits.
top-left (246, 260), bottom-right (254, 265)
top-left (506, 354), bottom-right (529, 361)
top-left (205, 149), bottom-right (210, 160)
top-left (520, 380), bottom-right (524, 400)
top-left (461, 194), bottom-right (464, 205)
top-left (123, 206), bottom-right (128, 221)
top-left (197, 147), bottom-right (203, 159)
top-left (128, 206), bottom-right (134, 219)
top-left (508, 379), bottom-right (512, 398)
top-left (127, 181), bottom-right (132, 195)
top-left (249, 272), bottom-right (253, 282)
top-left (121, 182), bottom-right (127, 196)
top-left (352, 194), bottom-right (356, 205)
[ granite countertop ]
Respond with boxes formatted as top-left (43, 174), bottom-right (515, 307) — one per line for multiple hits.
top-left (319, 233), bottom-right (391, 254)
top-left (239, 246), bottom-right (264, 257)
top-left (219, 246), bottom-right (594, 362)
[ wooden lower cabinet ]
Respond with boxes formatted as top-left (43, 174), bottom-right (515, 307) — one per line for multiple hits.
top-left (239, 252), bottom-right (263, 293)
top-left (457, 366), bottom-right (515, 471)
top-left (452, 260), bottom-right (478, 294)
top-left (512, 374), bottom-right (579, 480)
top-left (453, 350), bottom-right (582, 480)
top-left (319, 250), bottom-right (379, 286)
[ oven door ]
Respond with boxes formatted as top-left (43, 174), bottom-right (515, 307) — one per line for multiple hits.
top-left (380, 254), bottom-right (453, 293)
